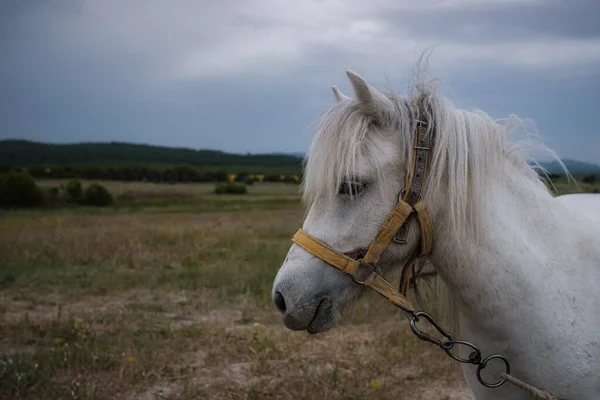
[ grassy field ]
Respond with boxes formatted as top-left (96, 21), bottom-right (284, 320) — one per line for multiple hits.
top-left (1, 178), bottom-right (597, 400)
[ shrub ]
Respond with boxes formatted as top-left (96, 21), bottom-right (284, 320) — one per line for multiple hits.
top-left (0, 171), bottom-right (44, 208)
top-left (214, 182), bottom-right (248, 195)
top-left (582, 174), bottom-right (597, 184)
top-left (43, 186), bottom-right (65, 207)
top-left (263, 174), bottom-right (282, 183)
top-left (82, 183), bottom-right (114, 206)
top-left (65, 179), bottom-right (84, 202)
top-left (48, 186), bottom-right (60, 197)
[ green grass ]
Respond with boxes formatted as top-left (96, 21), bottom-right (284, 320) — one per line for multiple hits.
top-left (542, 175), bottom-right (600, 195)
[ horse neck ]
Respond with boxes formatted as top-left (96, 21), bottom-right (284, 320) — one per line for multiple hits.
top-left (427, 160), bottom-right (560, 334)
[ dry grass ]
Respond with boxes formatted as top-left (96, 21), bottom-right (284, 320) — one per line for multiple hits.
top-left (12, 177), bottom-right (599, 399)
top-left (0, 183), bottom-right (471, 399)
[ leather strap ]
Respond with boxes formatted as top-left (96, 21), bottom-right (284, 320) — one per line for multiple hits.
top-left (395, 119), bottom-right (434, 243)
top-left (292, 229), bottom-right (360, 275)
top-left (398, 256), bottom-right (416, 297)
top-left (362, 200), bottom-right (414, 265)
top-left (405, 120), bottom-right (433, 205)
top-left (292, 228), bottom-right (416, 313)
top-left (365, 271), bottom-right (416, 312)
top-left (414, 199), bottom-right (433, 256)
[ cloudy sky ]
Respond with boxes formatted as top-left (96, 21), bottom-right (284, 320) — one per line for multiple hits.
top-left (1, 0), bottom-right (599, 163)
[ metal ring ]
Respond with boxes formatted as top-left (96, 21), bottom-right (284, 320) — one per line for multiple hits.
top-left (351, 260), bottom-right (374, 285)
top-left (397, 188), bottom-right (406, 202)
top-left (476, 354), bottom-right (510, 388)
top-left (442, 340), bottom-right (482, 364)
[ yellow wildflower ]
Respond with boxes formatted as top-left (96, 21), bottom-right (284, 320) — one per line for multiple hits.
top-left (369, 378), bottom-right (383, 390)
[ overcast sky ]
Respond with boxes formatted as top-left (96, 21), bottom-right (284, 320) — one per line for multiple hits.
top-left (1, 0), bottom-right (599, 163)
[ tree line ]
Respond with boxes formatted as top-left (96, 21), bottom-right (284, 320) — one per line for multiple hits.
top-left (0, 140), bottom-right (304, 184)
top-left (0, 164), bottom-right (302, 184)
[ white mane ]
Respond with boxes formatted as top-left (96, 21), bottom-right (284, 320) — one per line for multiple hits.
top-left (301, 63), bottom-right (568, 243)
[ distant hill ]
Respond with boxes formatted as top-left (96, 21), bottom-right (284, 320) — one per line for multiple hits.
top-left (0, 140), bottom-right (303, 169)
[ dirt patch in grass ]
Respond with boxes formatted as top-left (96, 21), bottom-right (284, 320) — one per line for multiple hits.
top-left (1, 287), bottom-right (469, 399)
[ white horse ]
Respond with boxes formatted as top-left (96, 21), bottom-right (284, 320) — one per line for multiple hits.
top-left (271, 64), bottom-right (600, 399)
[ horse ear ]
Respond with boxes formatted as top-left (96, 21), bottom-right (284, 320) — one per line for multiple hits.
top-left (331, 85), bottom-right (350, 102)
top-left (346, 70), bottom-right (394, 119)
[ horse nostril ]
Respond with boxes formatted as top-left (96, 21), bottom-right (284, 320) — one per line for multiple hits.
top-left (273, 291), bottom-right (287, 313)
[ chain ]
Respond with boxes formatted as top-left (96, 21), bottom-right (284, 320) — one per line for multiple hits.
top-left (409, 311), bottom-right (510, 389)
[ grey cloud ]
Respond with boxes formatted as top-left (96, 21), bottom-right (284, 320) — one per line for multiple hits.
top-left (381, 0), bottom-right (600, 43)
top-left (3, 0), bottom-right (599, 85)
top-left (0, 0), bottom-right (599, 164)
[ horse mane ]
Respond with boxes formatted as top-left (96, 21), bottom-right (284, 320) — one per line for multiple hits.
top-left (301, 59), bottom-right (569, 244)
top-left (301, 57), bottom-right (571, 331)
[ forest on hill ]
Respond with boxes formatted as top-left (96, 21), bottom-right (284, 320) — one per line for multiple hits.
top-left (0, 140), bottom-right (302, 169)
top-left (0, 140), bottom-right (304, 183)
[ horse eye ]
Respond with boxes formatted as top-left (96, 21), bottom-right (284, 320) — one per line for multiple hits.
top-left (339, 181), bottom-right (365, 196)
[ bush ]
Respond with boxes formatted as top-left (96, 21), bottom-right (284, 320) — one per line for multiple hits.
top-left (82, 183), bottom-right (114, 206)
top-left (263, 174), bottom-right (282, 183)
top-left (65, 179), bottom-right (84, 202)
top-left (0, 171), bottom-right (44, 208)
top-left (214, 182), bottom-right (248, 195)
top-left (43, 186), bottom-right (64, 207)
top-left (48, 186), bottom-right (60, 197)
top-left (582, 174), bottom-right (597, 184)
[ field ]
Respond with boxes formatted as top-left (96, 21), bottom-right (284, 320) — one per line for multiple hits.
top-left (1, 178), bottom-right (597, 400)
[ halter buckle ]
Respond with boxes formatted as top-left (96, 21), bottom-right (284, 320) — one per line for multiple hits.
top-left (393, 224), bottom-right (410, 243)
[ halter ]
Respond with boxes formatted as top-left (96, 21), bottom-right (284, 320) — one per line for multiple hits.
top-left (292, 115), bottom-right (434, 314)
top-left (288, 105), bottom-right (561, 399)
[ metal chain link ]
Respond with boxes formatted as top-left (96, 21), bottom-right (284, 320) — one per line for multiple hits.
top-left (409, 311), bottom-right (510, 388)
